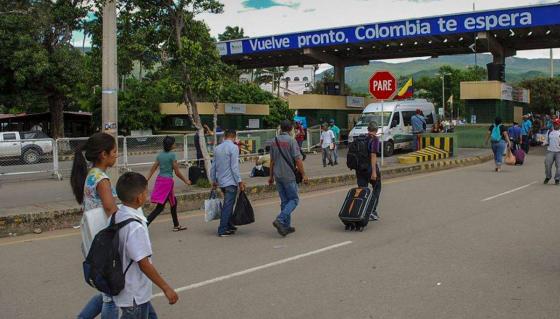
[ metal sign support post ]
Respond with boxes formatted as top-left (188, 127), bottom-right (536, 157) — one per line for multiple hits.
top-left (381, 99), bottom-right (384, 167)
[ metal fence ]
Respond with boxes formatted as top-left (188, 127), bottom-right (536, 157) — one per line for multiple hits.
top-left (0, 128), bottom-right (351, 181)
top-left (0, 138), bottom-right (58, 179)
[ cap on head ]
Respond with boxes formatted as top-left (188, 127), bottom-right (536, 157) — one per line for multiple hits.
top-left (329, 119), bottom-right (335, 124)
top-left (553, 118), bottom-right (560, 126)
top-left (367, 121), bottom-right (379, 132)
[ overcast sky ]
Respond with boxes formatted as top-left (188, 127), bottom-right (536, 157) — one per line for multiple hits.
top-left (199, 0), bottom-right (560, 63)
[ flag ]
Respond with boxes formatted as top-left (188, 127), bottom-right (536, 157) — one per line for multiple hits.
top-left (395, 78), bottom-right (414, 100)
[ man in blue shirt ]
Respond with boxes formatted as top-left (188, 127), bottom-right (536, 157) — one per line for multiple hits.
top-left (521, 115), bottom-right (532, 153)
top-left (211, 129), bottom-right (245, 237)
top-left (410, 109), bottom-right (426, 151)
top-left (329, 119), bottom-right (341, 165)
top-left (508, 122), bottom-right (522, 149)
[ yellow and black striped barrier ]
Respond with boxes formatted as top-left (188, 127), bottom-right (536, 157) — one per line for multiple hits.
top-left (398, 146), bottom-right (450, 164)
top-left (420, 135), bottom-right (455, 156)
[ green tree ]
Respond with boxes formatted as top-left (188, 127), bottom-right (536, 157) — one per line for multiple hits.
top-left (415, 65), bottom-right (486, 119)
top-left (218, 26), bottom-right (246, 41)
top-left (519, 77), bottom-right (560, 113)
top-left (0, 1), bottom-right (89, 137)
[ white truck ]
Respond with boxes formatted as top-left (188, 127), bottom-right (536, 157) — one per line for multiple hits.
top-left (348, 99), bottom-right (436, 156)
top-left (0, 131), bottom-right (53, 164)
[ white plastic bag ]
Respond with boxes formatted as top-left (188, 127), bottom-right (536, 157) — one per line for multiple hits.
top-left (80, 207), bottom-right (109, 257)
top-left (204, 190), bottom-right (222, 222)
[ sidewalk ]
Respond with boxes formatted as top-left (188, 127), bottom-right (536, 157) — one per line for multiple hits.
top-left (0, 148), bottom-right (492, 236)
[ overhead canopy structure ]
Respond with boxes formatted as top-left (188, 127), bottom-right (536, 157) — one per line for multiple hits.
top-left (217, 3), bottom-right (560, 71)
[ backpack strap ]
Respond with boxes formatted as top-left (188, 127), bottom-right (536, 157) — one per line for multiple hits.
top-left (116, 217), bottom-right (144, 276)
top-left (275, 137), bottom-right (297, 176)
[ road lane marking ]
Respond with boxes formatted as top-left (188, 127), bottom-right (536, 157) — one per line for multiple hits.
top-left (481, 181), bottom-right (537, 202)
top-left (152, 240), bottom-right (353, 298)
top-left (0, 164), bottom-right (480, 246)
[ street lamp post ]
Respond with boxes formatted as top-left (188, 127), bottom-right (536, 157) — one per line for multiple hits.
top-left (437, 72), bottom-right (451, 121)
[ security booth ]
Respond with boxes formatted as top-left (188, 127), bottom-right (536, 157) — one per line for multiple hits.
top-left (159, 102), bottom-right (270, 132)
top-left (460, 81), bottom-right (530, 124)
top-left (288, 94), bottom-right (376, 130)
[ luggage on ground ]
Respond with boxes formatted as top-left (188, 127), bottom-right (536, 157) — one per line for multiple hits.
top-left (513, 146), bottom-right (525, 165)
top-left (505, 148), bottom-right (516, 165)
top-left (82, 213), bottom-right (141, 296)
top-left (231, 191), bottom-right (255, 226)
top-left (339, 187), bottom-right (377, 231)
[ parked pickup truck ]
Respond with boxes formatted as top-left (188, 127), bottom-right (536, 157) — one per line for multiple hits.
top-left (0, 131), bottom-right (53, 164)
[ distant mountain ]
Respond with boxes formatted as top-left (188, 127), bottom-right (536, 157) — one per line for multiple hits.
top-left (317, 54), bottom-right (559, 94)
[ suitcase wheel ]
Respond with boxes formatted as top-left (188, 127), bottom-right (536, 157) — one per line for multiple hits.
top-left (344, 224), bottom-right (351, 231)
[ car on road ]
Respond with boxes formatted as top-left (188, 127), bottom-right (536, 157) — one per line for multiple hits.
top-left (0, 131), bottom-right (53, 165)
top-left (348, 99), bottom-right (436, 156)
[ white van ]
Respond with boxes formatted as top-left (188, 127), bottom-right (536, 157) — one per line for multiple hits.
top-left (348, 99), bottom-right (436, 156)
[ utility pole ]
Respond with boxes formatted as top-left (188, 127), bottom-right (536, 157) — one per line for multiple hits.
top-left (101, 1), bottom-right (118, 178)
top-left (551, 48), bottom-right (554, 79)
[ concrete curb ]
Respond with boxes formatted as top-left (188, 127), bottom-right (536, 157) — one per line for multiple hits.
top-left (0, 153), bottom-right (493, 238)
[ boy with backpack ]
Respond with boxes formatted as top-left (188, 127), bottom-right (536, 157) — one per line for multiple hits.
top-left (113, 172), bottom-right (178, 318)
top-left (347, 121), bottom-right (382, 221)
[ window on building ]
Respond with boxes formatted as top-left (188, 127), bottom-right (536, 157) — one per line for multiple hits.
top-left (303, 77), bottom-right (309, 82)
top-left (293, 77), bottom-right (300, 82)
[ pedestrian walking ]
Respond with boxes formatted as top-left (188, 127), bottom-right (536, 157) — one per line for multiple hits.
top-left (269, 120), bottom-right (308, 237)
top-left (508, 122), bottom-right (522, 151)
top-left (544, 118), bottom-right (560, 185)
top-left (146, 136), bottom-right (191, 231)
top-left (211, 129), bottom-right (245, 237)
top-left (294, 121), bottom-right (307, 160)
top-left (329, 119), bottom-right (341, 165)
top-left (521, 114), bottom-right (532, 153)
top-left (485, 117), bottom-right (511, 172)
top-left (320, 123), bottom-right (335, 167)
top-left (113, 172), bottom-right (178, 319)
top-left (357, 122), bottom-right (382, 221)
top-left (71, 133), bottom-right (120, 319)
top-left (411, 109), bottom-right (426, 151)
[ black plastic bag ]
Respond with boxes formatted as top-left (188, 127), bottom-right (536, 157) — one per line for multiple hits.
top-left (232, 191), bottom-right (255, 226)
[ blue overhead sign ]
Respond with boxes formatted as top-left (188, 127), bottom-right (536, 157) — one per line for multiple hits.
top-left (217, 4), bottom-right (560, 56)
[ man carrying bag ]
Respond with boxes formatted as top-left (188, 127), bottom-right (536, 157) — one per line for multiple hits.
top-left (269, 120), bottom-right (309, 237)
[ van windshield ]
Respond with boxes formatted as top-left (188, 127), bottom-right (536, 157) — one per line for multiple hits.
top-left (355, 112), bottom-right (392, 127)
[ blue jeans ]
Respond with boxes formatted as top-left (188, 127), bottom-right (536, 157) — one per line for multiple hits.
top-left (219, 186), bottom-right (238, 235)
top-left (275, 181), bottom-right (299, 227)
top-left (332, 144), bottom-right (339, 163)
top-left (521, 135), bottom-right (530, 153)
top-left (77, 294), bottom-right (118, 319)
top-left (491, 140), bottom-right (507, 166)
top-left (120, 302), bottom-right (149, 319)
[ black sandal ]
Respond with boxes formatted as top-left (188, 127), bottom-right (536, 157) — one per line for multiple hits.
top-left (173, 226), bottom-right (187, 232)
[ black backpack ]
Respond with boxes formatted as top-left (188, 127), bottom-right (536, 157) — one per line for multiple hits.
top-left (347, 135), bottom-right (370, 172)
top-left (82, 213), bottom-right (141, 296)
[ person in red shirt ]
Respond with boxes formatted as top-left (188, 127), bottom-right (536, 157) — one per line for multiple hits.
top-left (294, 121), bottom-right (306, 160)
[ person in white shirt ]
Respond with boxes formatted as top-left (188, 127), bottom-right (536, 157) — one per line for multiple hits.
top-left (544, 119), bottom-right (560, 185)
top-left (320, 123), bottom-right (335, 167)
top-left (114, 172), bottom-right (178, 319)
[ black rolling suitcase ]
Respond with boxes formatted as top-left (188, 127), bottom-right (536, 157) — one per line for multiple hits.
top-left (339, 187), bottom-right (376, 231)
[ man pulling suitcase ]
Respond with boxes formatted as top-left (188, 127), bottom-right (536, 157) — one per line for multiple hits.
top-left (341, 121), bottom-right (382, 231)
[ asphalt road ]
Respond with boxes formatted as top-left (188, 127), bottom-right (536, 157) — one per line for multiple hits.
top-left (1, 151), bottom-right (559, 319)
